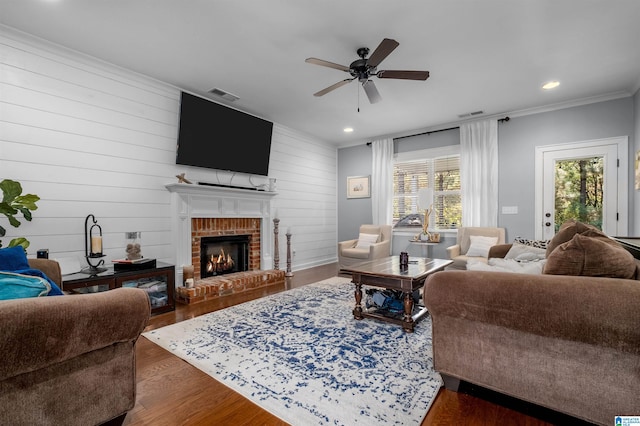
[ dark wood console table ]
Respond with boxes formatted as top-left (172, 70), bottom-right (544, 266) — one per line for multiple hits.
top-left (62, 262), bottom-right (175, 315)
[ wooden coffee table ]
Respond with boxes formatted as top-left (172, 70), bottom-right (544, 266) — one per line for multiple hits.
top-left (342, 256), bottom-right (452, 332)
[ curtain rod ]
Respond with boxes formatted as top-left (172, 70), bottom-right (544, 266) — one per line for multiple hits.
top-left (366, 116), bottom-right (510, 145)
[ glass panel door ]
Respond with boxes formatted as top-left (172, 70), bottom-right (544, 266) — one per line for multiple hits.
top-left (541, 144), bottom-right (618, 240)
top-left (553, 156), bottom-right (604, 232)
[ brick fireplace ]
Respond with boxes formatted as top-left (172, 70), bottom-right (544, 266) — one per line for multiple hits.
top-left (166, 183), bottom-right (276, 288)
top-left (191, 218), bottom-right (261, 278)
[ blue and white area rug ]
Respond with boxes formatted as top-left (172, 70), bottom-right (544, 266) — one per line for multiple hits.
top-left (143, 276), bottom-right (442, 425)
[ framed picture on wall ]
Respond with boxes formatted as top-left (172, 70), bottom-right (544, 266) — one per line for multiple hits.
top-left (347, 175), bottom-right (370, 199)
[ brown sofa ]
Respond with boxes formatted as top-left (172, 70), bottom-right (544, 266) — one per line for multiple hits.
top-left (424, 231), bottom-right (640, 425)
top-left (0, 259), bottom-right (151, 425)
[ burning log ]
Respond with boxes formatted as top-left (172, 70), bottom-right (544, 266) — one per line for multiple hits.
top-left (206, 248), bottom-right (235, 274)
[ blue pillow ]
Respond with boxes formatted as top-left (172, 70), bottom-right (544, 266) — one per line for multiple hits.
top-left (0, 271), bottom-right (50, 300)
top-left (0, 246), bottom-right (31, 271)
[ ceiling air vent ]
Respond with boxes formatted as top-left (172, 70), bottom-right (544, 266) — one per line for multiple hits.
top-left (208, 88), bottom-right (240, 102)
top-left (457, 110), bottom-right (484, 119)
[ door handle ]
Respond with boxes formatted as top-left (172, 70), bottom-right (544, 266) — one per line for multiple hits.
top-left (545, 222), bottom-right (551, 227)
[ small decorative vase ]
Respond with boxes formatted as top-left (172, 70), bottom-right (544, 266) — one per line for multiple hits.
top-left (125, 231), bottom-right (143, 260)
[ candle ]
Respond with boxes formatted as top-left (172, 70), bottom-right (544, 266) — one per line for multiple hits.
top-left (91, 236), bottom-right (102, 254)
top-left (183, 265), bottom-right (194, 280)
top-left (287, 227), bottom-right (292, 234)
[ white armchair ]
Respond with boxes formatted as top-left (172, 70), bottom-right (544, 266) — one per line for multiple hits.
top-left (338, 224), bottom-right (392, 269)
top-left (446, 226), bottom-right (505, 270)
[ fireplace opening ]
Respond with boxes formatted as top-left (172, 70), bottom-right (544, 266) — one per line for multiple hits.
top-left (200, 235), bottom-right (250, 278)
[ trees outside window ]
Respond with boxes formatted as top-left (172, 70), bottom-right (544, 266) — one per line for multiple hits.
top-left (393, 154), bottom-right (461, 229)
top-left (554, 157), bottom-right (603, 232)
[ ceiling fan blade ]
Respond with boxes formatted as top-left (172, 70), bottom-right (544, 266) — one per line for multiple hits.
top-left (313, 79), bottom-right (353, 97)
top-left (367, 38), bottom-right (399, 68)
top-left (377, 70), bottom-right (430, 80)
top-left (305, 57), bottom-right (350, 72)
top-left (362, 80), bottom-right (382, 104)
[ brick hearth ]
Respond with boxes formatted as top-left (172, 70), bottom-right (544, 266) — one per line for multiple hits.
top-left (175, 269), bottom-right (285, 305)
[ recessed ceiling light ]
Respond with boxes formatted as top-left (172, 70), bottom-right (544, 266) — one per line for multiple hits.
top-left (542, 81), bottom-right (560, 90)
top-left (343, 127), bottom-right (354, 133)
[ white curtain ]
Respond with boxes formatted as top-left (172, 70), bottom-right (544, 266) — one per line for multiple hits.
top-left (460, 119), bottom-right (498, 227)
top-left (371, 138), bottom-right (394, 225)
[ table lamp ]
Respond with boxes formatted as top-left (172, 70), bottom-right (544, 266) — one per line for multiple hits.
top-left (417, 188), bottom-right (433, 241)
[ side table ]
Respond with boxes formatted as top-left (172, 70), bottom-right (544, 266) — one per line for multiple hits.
top-left (408, 239), bottom-right (439, 258)
top-left (62, 262), bottom-right (175, 315)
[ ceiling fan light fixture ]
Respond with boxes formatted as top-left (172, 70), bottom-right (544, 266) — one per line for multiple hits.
top-left (542, 81), bottom-right (560, 90)
top-left (305, 38), bottom-right (429, 104)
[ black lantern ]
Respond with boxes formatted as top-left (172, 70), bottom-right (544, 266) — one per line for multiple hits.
top-left (82, 214), bottom-right (106, 274)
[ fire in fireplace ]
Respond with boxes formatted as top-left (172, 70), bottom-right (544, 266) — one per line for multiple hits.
top-left (200, 235), bottom-right (249, 278)
top-left (206, 248), bottom-right (235, 274)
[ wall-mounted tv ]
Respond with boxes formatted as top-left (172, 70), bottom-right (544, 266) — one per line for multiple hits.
top-left (176, 92), bottom-right (273, 176)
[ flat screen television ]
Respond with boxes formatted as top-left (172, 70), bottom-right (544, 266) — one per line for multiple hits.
top-left (176, 92), bottom-right (273, 176)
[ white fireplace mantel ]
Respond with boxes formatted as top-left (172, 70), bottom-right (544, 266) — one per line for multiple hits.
top-left (166, 183), bottom-right (277, 285)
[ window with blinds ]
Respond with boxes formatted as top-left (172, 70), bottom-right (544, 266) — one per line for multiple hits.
top-left (393, 154), bottom-right (461, 229)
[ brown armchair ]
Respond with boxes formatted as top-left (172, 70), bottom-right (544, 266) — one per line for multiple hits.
top-left (0, 259), bottom-right (151, 425)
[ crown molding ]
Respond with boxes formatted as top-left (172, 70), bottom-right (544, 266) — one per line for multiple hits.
top-left (503, 91), bottom-right (632, 120)
top-left (337, 90), bottom-right (634, 149)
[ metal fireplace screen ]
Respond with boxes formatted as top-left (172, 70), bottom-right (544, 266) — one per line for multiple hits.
top-left (200, 235), bottom-right (249, 278)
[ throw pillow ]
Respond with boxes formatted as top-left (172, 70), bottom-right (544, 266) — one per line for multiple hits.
top-left (0, 246), bottom-right (31, 271)
top-left (467, 258), bottom-right (546, 274)
top-left (545, 220), bottom-right (598, 257)
top-left (354, 233), bottom-right (379, 249)
top-left (543, 233), bottom-right (636, 278)
top-left (504, 242), bottom-right (546, 261)
top-left (579, 227), bottom-right (618, 245)
top-left (466, 235), bottom-right (498, 257)
top-left (513, 236), bottom-right (551, 250)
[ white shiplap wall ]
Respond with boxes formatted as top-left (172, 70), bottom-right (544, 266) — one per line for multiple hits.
top-left (269, 125), bottom-right (337, 270)
top-left (0, 26), bottom-right (337, 271)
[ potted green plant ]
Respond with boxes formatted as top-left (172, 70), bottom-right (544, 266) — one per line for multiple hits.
top-left (0, 179), bottom-right (40, 250)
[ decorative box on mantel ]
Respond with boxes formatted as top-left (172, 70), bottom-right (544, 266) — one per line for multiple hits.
top-left (165, 183), bottom-right (277, 289)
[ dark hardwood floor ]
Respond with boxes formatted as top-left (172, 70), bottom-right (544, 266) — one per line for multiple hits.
top-left (124, 264), bottom-right (572, 426)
